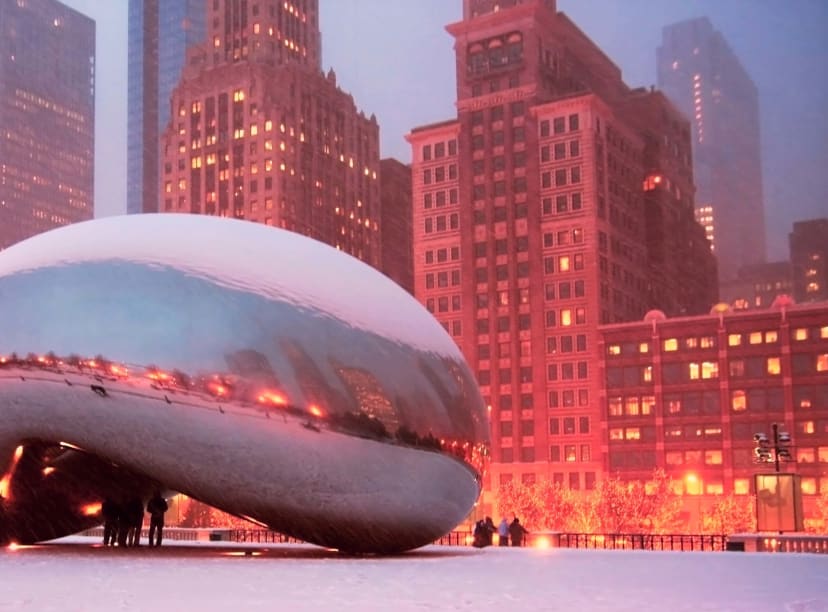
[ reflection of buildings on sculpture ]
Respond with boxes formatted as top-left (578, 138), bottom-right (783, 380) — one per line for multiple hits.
top-left (601, 300), bottom-right (828, 525)
top-left (333, 362), bottom-right (401, 436)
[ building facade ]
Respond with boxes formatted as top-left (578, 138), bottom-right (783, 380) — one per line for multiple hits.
top-left (127, 0), bottom-right (207, 215)
top-left (158, 0), bottom-right (381, 265)
top-left (379, 158), bottom-right (414, 294)
top-left (719, 261), bottom-right (793, 311)
top-left (790, 218), bottom-right (828, 304)
top-left (600, 301), bottom-right (828, 525)
top-left (408, 0), bottom-right (716, 515)
top-left (0, 0), bottom-right (94, 250)
top-left (657, 17), bottom-right (766, 289)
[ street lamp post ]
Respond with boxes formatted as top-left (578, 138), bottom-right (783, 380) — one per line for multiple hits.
top-left (753, 423), bottom-right (801, 533)
top-left (753, 423), bottom-right (792, 473)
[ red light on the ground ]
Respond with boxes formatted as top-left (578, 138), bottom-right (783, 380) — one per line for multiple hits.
top-left (533, 536), bottom-right (551, 549)
top-left (308, 404), bottom-right (324, 418)
top-left (42, 467), bottom-right (55, 476)
top-left (7, 542), bottom-right (19, 552)
top-left (109, 364), bottom-right (128, 377)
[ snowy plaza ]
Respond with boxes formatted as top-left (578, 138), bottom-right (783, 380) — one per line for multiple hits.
top-left (1, 537), bottom-right (827, 611)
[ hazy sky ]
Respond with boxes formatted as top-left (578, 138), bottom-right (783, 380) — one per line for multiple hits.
top-left (60, 0), bottom-right (827, 260)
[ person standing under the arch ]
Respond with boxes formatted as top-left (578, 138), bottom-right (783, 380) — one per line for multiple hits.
top-left (146, 490), bottom-right (169, 547)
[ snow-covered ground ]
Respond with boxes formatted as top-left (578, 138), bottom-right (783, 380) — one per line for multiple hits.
top-left (1, 536), bottom-right (827, 611)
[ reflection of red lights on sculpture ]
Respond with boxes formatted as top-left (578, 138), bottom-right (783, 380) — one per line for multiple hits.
top-left (257, 390), bottom-right (287, 406)
top-left (0, 445), bottom-right (24, 500)
top-left (207, 381), bottom-right (228, 397)
top-left (147, 370), bottom-right (172, 383)
top-left (81, 502), bottom-right (102, 516)
top-left (109, 364), bottom-right (129, 378)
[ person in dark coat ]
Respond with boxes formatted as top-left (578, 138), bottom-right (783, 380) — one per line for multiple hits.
top-left (126, 497), bottom-right (144, 546)
top-left (146, 490), bottom-right (169, 547)
top-left (483, 516), bottom-right (496, 547)
top-left (509, 517), bottom-right (529, 547)
top-left (101, 497), bottom-right (120, 546)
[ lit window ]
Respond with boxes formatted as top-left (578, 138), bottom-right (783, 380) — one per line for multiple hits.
top-left (641, 396), bottom-right (655, 415)
top-left (608, 397), bottom-right (623, 417)
top-left (733, 479), bottom-right (750, 495)
top-left (801, 478), bottom-right (817, 495)
top-left (728, 334), bottom-right (742, 347)
top-left (706, 482), bottom-right (724, 495)
top-left (704, 450), bottom-right (722, 465)
top-left (767, 357), bottom-right (781, 375)
top-left (797, 448), bottom-right (815, 463)
top-left (625, 428), bottom-right (640, 440)
top-left (817, 354), bottom-right (828, 372)
top-left (666, 451), bottom-right (683, 466)
top-left (689, 362), bottom-right (700, 380)
top-left (731, 390), bottom-right (746, 412)
top-left (764, 331), bottom-right (778, 343)
top-left (560, 309), bottom-right (572, 327)
top-left (801, 421), bottom-right (815, 434)
top-left (558, 256), bottom-right (570, 272)
top-left (821, 326), bottom-right (828, 339)
top-left (819, 447), bottom-right (828, 463)
top-left (639, 342), bottom-right (650, 354)
top-left (700, 336), bottom-right (715, 349)
top-left (794, 328), bottom-right (808, 341)
top-left (685, 337), bottom-right (698, 349)
top-left (702, 361), bottom-right (718, 379)
top-left (625, 397), bottom-right (639, 416)
top-left (609, 428), bottom-right (623, 440)
top-left (749, 332), bottom-right (762, 345)
top-left (643, 366), bottom-right (653, 382)
top-left (663, 338), bottom-right (678, 352)
top-left (607, 344), bottom-right (621, 356)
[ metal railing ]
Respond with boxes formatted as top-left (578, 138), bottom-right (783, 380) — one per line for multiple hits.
top-left (548, 532), bottom-right (728, 552)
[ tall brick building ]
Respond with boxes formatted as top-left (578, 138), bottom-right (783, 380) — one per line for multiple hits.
top-left (408, 0), bottom-right (717, 514)
top-left (0, 0), bottom-right (94, 251)
top-left (159, 0), bottom-right (381, 266)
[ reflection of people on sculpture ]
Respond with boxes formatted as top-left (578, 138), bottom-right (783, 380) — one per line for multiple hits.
top-left (147, 491), bottom-right (169, 547)
top-left (101, 497), bottom-right (120, 546)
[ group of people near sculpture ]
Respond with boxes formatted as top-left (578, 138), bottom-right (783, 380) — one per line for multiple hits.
top-left (472, 516), bottom-right (529, 548)
top-left (101, 491), bottom-right (168, 547)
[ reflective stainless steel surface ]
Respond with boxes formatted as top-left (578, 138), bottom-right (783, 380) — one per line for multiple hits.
top-left (0, 215), bottom-right (488, 553)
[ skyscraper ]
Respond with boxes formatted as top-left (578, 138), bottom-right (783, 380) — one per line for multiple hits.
top-left (127, 0), bottom-right (206, 214)
top-left (790, 218), bottom-right (828, 303)
top-left (380, 158), bottom-right (414, 294)
top-left (0, 0), bottom-right (94, 250)
top-left (657, 17), bottom-right (766, 288)
top-left (158, 0), bottom-right (380, 265)
top-left (408, 0), bottom-right (716, 513)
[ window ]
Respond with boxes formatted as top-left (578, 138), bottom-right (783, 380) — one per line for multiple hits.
top-left (731, 390), bottom-right (746, 412)
top-left (794, 328), bottom-right (808, 341)
top-left (767, 357), bottom-right (781, 375)
top-left (817, 354), bottom-right (828, 372)
top-left (663, 338), bottom-right (678, 352)
top-left (728, 333), bottom-right (742, 347)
